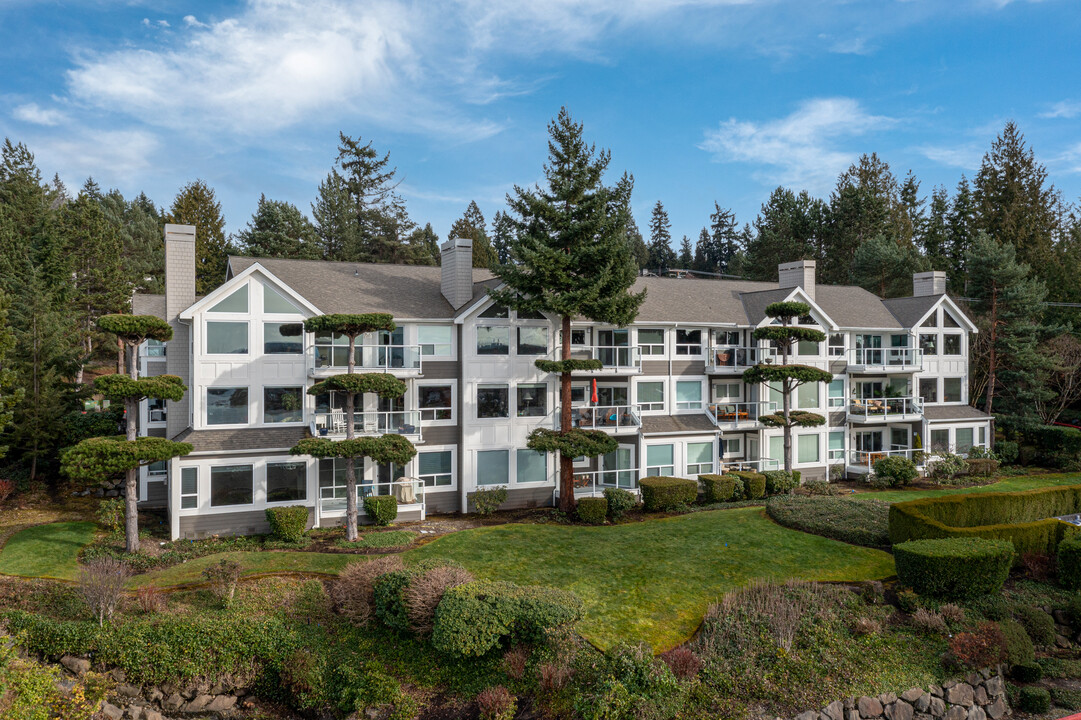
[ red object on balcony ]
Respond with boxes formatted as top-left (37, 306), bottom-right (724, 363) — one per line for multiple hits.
top-left (591, 379), bottom-right (598, 404)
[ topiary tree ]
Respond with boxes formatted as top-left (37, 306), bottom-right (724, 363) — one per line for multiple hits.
top-left (743, 301), bottom-right (832, 473)
top-left (291, 313), bottom-right (413, 541)
top-left (488, 108), bottom-right (644, 512)
top-left (61, 315), bottom-right (192, 553)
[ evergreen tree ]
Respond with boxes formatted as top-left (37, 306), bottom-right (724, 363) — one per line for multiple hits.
top-left (101, 189), bottom-right (165, 296)
top-left (921, 185), bottom-right (951, 270)
top-left (678, 235), bottom-right (693, 268)
top-left (0, 289), bottom-right (21, 459)
top-left (693, 227), bottom-right (710, 272)
top-left (236, 194), bottom-right (321, 259)
top-left (450, 200), bottom-right (496, 268)
top-left (404, 223), bottom-right (440, 266)
top-left (947, 176), bottom-right (977, 294)
top-left (0, 139), bottom-right (59, 293)
top-left (167, 180), bottom-right (228, 294)
top-left (744, 188), bottom-right (824, 280)
top-left (488, 108), bottom-right (644, 512)
top-left (899, 172), bottom-right (925, 250)
top-left (708, 203), bottom-right (740, 274)
top-left (491, 211), bottom-right (515, 266)
top-left (851, 234), bottom-right (929, 298)
top-left (647, 201), bottom-right (675, 274)
top-left (311, 171), bottom-right (360, 261)
top-left (626, 214), bottom-right (649, 271)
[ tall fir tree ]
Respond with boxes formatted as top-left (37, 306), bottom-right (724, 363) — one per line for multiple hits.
top-left (236, 194), bottom-right (321, 259)
top-left (921, 185), bottom-right (951, 271)
top-left (450, 200), bottom-right (496, 268)
top-left (626, 214), bottom-right (649, 271)
top-left (708, 203), bottom-right (740, 274)
top-left (647, 201), bottom-right (675, 274)
top-left (101, 189), bottom-right (165, 296)
top-left (947, 176), bottom-right (977, 295)
top-left (311, 171), bottom-right (361, 261)
top-left (404, 223), bottom-right (440, 266)
top-left (678, 235), bottom-right (693, 268)
top-left (0, 289), bottom-right (21, 459)
top-left (167, 179), bottom-right (228, 295)
top-left (488, 108), bottom-right (644, 512)
top-left (491, 210), bottom-right (515, 266)
top-left (851, 234), bottom-right (929, 298)
top-left (744, 188), bottom-right (824, 280)
top-left (899, 172), bottom-right (926, 249)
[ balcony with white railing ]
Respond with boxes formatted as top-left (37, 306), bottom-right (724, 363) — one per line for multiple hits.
top-left (707, 401), bottom-right (778, 429)
top-left (319, 478), bottom-right (425, 516)
top-left (705, 346), bottom-right (777, 373)
top-left (555, 346), bottom-right (642, 374)
top-left (307, 344), bottom-right (422, 377)
top-left (572, 468), bottom-right (640, 496)
top-left (847, 447), bottom-right (926, 473)
top-left (560, 405), bottom-right (641, 434)
top-left (846, 347), bottom-right (923, 373)
top-left (847, 396), bottom-right (923, 424)
top-left (311, 410), bottom-right (422, 440)
top-left (719, 457), bottom-right (782, 473)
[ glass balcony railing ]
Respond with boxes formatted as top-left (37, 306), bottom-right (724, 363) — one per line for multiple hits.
top-left (556, 345), bottom-right (642, 371)
top-left (319, 478), bottom-right (425, 513)
top-left (308, 344), bottom-right (422, 373)
top-left (706, 346), bottom-right (777, 370)
top-left (847, 347), bottom-right (923, 369)
top-left (311, 410), bottom-right (421, 437)
top-left (572, 468), bottom-right (640, 494)
top-left (847, 396), bottom-right (923, 421)
top-left (706, 401), bottom-right (778, 427)
top-left (560, 405), bottom-right (641, 432)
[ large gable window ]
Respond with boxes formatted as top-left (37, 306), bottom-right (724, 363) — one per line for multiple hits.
top-left (207, 321), bottom-right (248, 354)
top-left (263, 284), bottom-right (300, 314)
top-left (209, 285), bottom-right (248, 313)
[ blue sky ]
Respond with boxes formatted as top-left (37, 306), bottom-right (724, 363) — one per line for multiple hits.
top-left (1, 0), bottom-right (1079, 246)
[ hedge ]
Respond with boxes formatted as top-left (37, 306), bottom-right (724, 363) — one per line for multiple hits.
top-left (730, 471), bottom-right (766, 500)
top-left (577, 497), bottom-right (607, 525)
top-left (1058, 534), bottom-right (1081, 590)
top-left (431, 581), bottom-right (582, 657)
top-left (363, 495), bottom-right (398, 526)
top-left (888, 484), bottom-right (1081, 556)
top-left (965, 458), bottom-right (1000, 477)
top-left (639, 476), bottom-right (697, 512)
top-left (699, 474), bottom-right (738, 503)
top-left (265, 506), bottom-right (309, 542)
top-left (763, 470), bottom-right (798, 495)
top-left (602, 488), bottom-right (636, 519)
top-left (893, 537), bottom-right (1014, 599)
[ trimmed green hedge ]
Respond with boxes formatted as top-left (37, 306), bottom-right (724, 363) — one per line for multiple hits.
top-left (763, 470), bottom-right (798, 495)
top-left (1058, 534), bottom-right (1081, 590)
top-left (894, 537), bottom-right (1014, 599)
top-left (699, 474), bottom-right (737, 503)
top-left (265, 506), bottom-right (309, 542)
top-left (577, 497), bottom-right (607, 525)
top-left (363, 495), bottom-right (398, 526)
top-left (730, 471), bottom-right (766, 500)
top-left (888, 484), bottom-right (1081, 556)
top-left (602, 488), bottom-right (636, 519)
top-left (639, 476), bottom-right (697, 512)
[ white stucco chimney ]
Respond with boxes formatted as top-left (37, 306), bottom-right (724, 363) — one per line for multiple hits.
top-left (913, 271), bottom-right (947, 297)
top-left (778, 260), bottom-right (816, 301)
top-left (440, 237), bottom-right (474, 310)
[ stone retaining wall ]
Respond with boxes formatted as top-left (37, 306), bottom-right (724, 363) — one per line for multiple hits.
top-left (785, 668), bottom-right (1009, 720)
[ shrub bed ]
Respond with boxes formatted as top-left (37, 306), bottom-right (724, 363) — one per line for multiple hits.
top-left (469, 486), bottom-right (507, 516)
top-left (266, 506), bottom-right (309, 542)
top-left (699, 474), bottom-right (737, 503)
top-left (336, 530), bottom-right (418, 549)
top-left (893, 537), bottom-right (1014, 599)
top-left (888, 484), bottom-right (1081, 555)
top-left (965, 458), bottom-right (1000, 477)
top-left (872, 456), bottom-right (918, 487)
top-left (363, 495), bottom-right (398, 526)
top-left (766, 496), bottom-right (890, 548)
top-left (639, 476), bottom-right (697, 512)
top-left (1059, 534), bottom-right (1081, 590)
top-left (577, 497), bottom-right (607, 525)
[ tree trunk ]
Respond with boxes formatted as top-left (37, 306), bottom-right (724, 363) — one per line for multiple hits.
top-left (558, 315), bottom-right (574, 512)
top-left (781, 338), bottom-right (792, 474)
top-left (344, 333), bottom-right (359, 542)
top-left (124, 341), bottom-right (140, 554)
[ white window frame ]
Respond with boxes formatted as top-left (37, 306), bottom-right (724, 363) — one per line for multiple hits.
top-left (674, 328), bottom-right (704, 356)
top-left (635, 380), bottom-right (665, 413)
top-left (827, 431), bottom-right (845, 461)
top-left (416, 381), bottom-right (456, 425)
top-left (415, 446), bottom-right (456, 491)
top-left (515, 448), bottom-right (550, 486)
top-left (827, 378), bottom-right (845, 408)
top-left (206, 386), bottom-right (250, 427)
top-left (942, 376), bottom-right (964, 404)
top-left (827, 333), bottom-right (845, 357)
top-left (147, 460), bottom-right (167, 477)
top-left (417, 325), bottom-right (454, 359)
top-left (685, 440), bottom-right (715, 476)
top-left (645, 443), bottom-right (675, 477)
top-left (208, 463), bottom-right (255, 508)
top-left (180, 466), bottom-right (198, 510)
top-left (637, 327), bottom-right (666, 356)
top-left (713, 381), bottom-right (741, 402)
top-left (263, 385), bottom-right (305, 425)
top-left (476, 448), bottom-right (511, 487)
top-left (721, 436), bottom-right (743, 458)
top-left (265, 460), bottom-right (308, 504)
top-left (476, 383), bottom-right (510, 420)
top-left (674, 379), bottom-right (704, 412)
top-left (796, 433), bottom-right (821, 465)
top-left (204, 319), bottom-right (250, 356)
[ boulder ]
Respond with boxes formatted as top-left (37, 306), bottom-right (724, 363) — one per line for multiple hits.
top-left (914, 693), bottom-right (931, 713)
top-left (116, 683), bottom-right (142, 698)
top-left (982, 676), bottom-right (1004, 697)
top-left (944, 683), bottom-right (973, 707)
top-left (823, 700), bottom-right (845, 720)
top-left (182, 694), bottom-right (214, 713)
top-left (162, 693), bottom-right (184, 712)
top-left (60, 655), bottom-right (90, 677)
top-left (796, 711), bottom-right (818, 720)
top-left (929, 696), bottom-right (946, 717)
top-left (900, 689), bottom-right (924, 704)
top-left (146, 688), bottom-right (163, 704)
top-left (984, 698), bottom-right (1007, 720)
top-left (206, 695), bottom-right (237, 713)
top-left (966, 707), bottom-right (985, 720)
top-left (886, 700), bottom-right (914, 720)
top-left (846, 710), bottom-right (861, 720)
top-left (143, 711), bottom-right (163, 720)
top-left (944, 707), bottom-right (967, 720)
top-left (101, 703), bottom-right (124, 720)
top-left (858, 696), bottom-right (883, 718)
top-left (880, 693), bottom-right (898, 705)
top-left (1056, 634), bottom-right (1072, 648)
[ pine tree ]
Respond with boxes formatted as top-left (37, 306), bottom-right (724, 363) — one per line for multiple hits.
top-left (851, 234), bottom-right (929, 298)
top-left (947, 176), bottom-right (977, 294)
top-left (488, 108), bottom-right (644, 512)
top-left (404, 223), bottom-right (440, 266)
top-left (921, 185), bottom-right (951, 270)
top-left (450, 201), bottom-right (496, 268)
top-left (311, 171), bottom-right (361, 261)
top-left (491, 211), bottom-right (515, 266)
top-left (678, 235), bottom-right (693, 268)
top-left (744, 188), bottom-right (824, 280)
top-left (693, 227), bottom-right (710, 272)
top-left (647, 201), bottom-right (675, 274)
top-left (0, 289), bottom-right (21, 459)
top-left (899, 172), bottom-right (925, 249)
top-left (101, 189), bottom-right (165, 296)
top-left (0, 139), bottom-right (57, 294)
top-left (167, 180), bottom-right (228, 295)
top-left (236, 194), bottom-right (321, 259)
top-left (708, 203), bottom-right (740, 274)
top-left (626, 214), bottom-right (649, 271)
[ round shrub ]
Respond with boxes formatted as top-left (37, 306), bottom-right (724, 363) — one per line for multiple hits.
top-left (577, 497), bottom-right (607, 525)
top-left (1067, 592), bottom-right (1081, 629)
top-left (698, 474), bottom-right (737, 503)
top-left (763, 470), bottom-right (798, 495)
top-left (470, 486), bottom-right (508, 516)
top-left (872, 456), bottom-right (918, 488)
top-left (994, 440), bottom-right (1019, 465)
top-left (893, 537), bottom-right (1014, 599)
top-left (362, 495), bottom-right (397, 526)
top-left (895, 588), bottom-right (920, 614)
top-left (999, 619), bottom-right (1035, 666)
top-left (603, 487), bottom-right (636, 520)
top-left (1014, 605), bottom-right (1056, 646)
top-left (639, 476), bottom-right (697, 512)
top-left (1018, 686), bottom-right (1051, 714)
top-left (1011, 661), bottom-right (1043, 682)
top-left (265, 505), bottom-right (309, 542)
top-left (373, 570), bottom-right (413, 632)
top-left (403, 564), bottom-right (474, 637)
top-left (1059, 533), bottom-right (1081, 590)
top-left (741, 473), bottom-right (766, 500)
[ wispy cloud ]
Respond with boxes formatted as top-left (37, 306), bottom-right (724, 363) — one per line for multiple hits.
top-left (26, 128), bottom-right (160, 181)
top-left (915, 144), bottom-right (984, 171)
top-left (1040, 100), bottom-right (1081, 119)
top-left (11, 102), bottom-right (67, 126)
top-left (699, 97), bottom-right (896, 192)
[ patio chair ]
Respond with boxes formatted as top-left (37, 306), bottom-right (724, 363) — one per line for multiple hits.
top-left (330, 410), bottom-right (347, 434)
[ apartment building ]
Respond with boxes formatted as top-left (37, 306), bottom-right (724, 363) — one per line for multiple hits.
top-left (136, 225), bottom-right (991, 539)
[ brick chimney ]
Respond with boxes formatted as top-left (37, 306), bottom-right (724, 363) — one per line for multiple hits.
top-left (912, 271), bottom-right (947, 297)
top-left (778, 260), bottom-right (816, 301)
top-left (440, 237), bottom-right (474, 309)
top-left (164, 224), bottom-right (196, 437)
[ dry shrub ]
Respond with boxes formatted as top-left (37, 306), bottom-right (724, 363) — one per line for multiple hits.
top-left (403, 564), bottom-right (473, 636)
top-left (201, 559), bottom-right (243, 608)
top-left (537, 661), bottom-right (573, 692)
top-left (852, 616), bottom-right (881, 636)
top-left (716, 579), bottom-right (811, 652)
top-left (949, 622), bottom-right (1005, 669)
top-left (0, 479), bottom-right (14, 504)
top-left (939, 603), bottom-right (966, 624)
top-left (476, 685), bottom-right (516, 720)
top-left (331, 555), bottom-right (404, 626)
top-left (1020, 552), bottom-right (1055, 582)
top-left (77, 557), bottom-right (130, 626)
top-left (661, 646), bottom-right (701, 680)
top-left (502, 645), bottom-right (529, 681)
top-left (910, 608), bottom-right (949, 636)
top-left (135, 585), bottom-right (165, 614)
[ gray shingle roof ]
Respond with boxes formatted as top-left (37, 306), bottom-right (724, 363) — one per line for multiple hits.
top-left (923, 405), bottom-right (991, 422)
top-left (132, 293), bottom-right (165, 318)
top-left (882, 295), bottom-right (942, 328)
top-left (641, 414), bottom-right (718, 435)
top-left (173, 427), bottom-right (307, 453)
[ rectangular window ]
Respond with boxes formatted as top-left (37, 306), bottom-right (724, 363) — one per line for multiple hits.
top-left (638, 328), bottom-right (665, 355)
top-left (517, 326), bottom-right (548, 355)
top-left (715, 330), bottom-right (740, 347)
top-left (207, 387), bottom-right (248, 425)
top-left (943, 334), bottom-right (962, 355)
top-left (206, 321), bottom-right (248, 354)
top-left (418, 325), bottom-right (452, 357)
top-left (637, 381), bottom-right (664, 411)
top-left (943, 378), bottom-right (962, 403)
top-left (722, 437), bottom-right (742, 457)
top-left (768, 436), bottom-right (784, 462)
top-left (828, 334), bottom-right (844, 356)
top-left (148, 397), bottom-right (167, 423)
top-left (418, 385), bottom-right (453, 421)
top-left (418, 451), bottom-right (453, 488)
top-left (264, 386), bottom-right (303, 423)
top-left (570, 386), bottom-right (586, 404)
top-left (477, 449), bottom-right (509, 486)
top-left (570, 328), bottom-right (591, 346)
top-left (828, 379), bottom-right (844, 408)
top-left (477, 326), bottom-right (509, 355)
top-left (267, 461), bottom-right (307, 502)
top-left (919, 378), bottom-right (938, 404)
top-left (148, 460), bottom-right (167, 476)
top-left (766, 382), bottom-right (783, 409)
top-left (686, 441), bottom-right (713, 475)
top-left (797, 340), bottom-right (819, 356)
top-left (477, 385), bottom-right (509, 418)
top-left (675, 329), bottom-right (702, 355)
top-left (797, 382), bottom-right (819, 409)
top-left (645, 444), bottom-right (674, 476)
top-left (210, 465), bottom-right (253, 507)
top-left (180, 467), bottom-right (198, 509)
top-left (146, 338), bottom-right (166, 357)
top-left (517, 449), bottom-right (547, 484)
top-left (675, 381), bottom-right (702, 410)
top-left (797, 434), bottom-right (820, 464)
top-left (828, 431), bottom-right (844, 461)
top-left (263, 322), bottom-right (303, 354)
top-left (516, 383), bottom-right (547, 417)
top-left (979, 426), bottom-right (986, 446)
top-left (713, 382), bottom-right (740, 400)
top-left (957, 428), bottom-right (974, 453)
top-left (919, 333), bottom-right (938, 356)
top-left (931, 429), bottom-right (950, 453)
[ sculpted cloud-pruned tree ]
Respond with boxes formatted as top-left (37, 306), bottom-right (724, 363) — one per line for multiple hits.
top-left (489, 107), bottom-right (645, 512)
top-left (290, 313), bottom-right (416, 540)
top-left (61, 315), bottom-right (192, 553)
top-left (743, 301), bottom-right (832, 473)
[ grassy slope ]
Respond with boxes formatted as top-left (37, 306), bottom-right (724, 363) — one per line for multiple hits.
top-left (407, 507), bottom-right (894, 652)
top-left (0, 522), bottom-right (97, 580)
top-left (850, 472), bottom-right (1081, 504)
top-left (128, 550), bottom-right (353, 588)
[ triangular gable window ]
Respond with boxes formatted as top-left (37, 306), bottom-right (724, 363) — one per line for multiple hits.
top-left (264, 284), bottom-right (300, 314)
top-left (209, 285), bottom-right (248, 313)
top-left (943, 308), bottom-right (962, 328)
top-left (480, 304), bottom-right (509, 319)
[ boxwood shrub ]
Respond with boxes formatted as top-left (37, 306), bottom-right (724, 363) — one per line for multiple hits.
top-left (1060, 534), bottom-right (1081, 590)
top-left (363, 495), bottom-right (398, 526)
top-left (373, 570), bottom-right (414, 632)
top-left (763, 470), bottom-right (798, 495)
top-left (639, 476), bottom-right (697, 512)
top-left (1018, 686), bottom-right (1051, 714)
top-left (872, 456), bottom-right (918, 488)
top-left (698, 474), bottom-right (737, 503)
top-left (577, 497), bottom-right (607, 525)
top-left (265, 505), bottom-right (309, 542)
top-left (893, 537), bottom-right (1014, 599)
top-left (729, 471), bottom-right (766, 500)
top-left (602, 487), bottom-right (636, 520)
top-left (1013, 605), bottom-right (1055, 646)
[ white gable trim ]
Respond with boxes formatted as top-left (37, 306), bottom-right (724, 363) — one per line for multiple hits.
top-left (910, 295), bottom-right (979, 334)
top-left (754, 288), bottom-right (839, 332)
top-left (179, 263), bottom-right (322, 319)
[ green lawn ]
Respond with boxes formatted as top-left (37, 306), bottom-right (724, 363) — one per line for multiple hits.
top-left (851, 472), bottom-right (1081, 503)
top-left (128, 550), bottom-right (354, 588)
top-left (407, 507), bottom-right (894, 652)
top-left (0, 522), bottom-right (97, 580)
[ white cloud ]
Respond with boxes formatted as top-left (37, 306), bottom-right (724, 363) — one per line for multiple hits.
top-left (915, 144), bottom-right (983, 171)
top-left (11, 102), bottom-right (67, 126)
top-left (1040, 100), bottom-right (1081, 119)
top-left (699, 97), bottom-right (896, 192)
top-left (28, 128), bottom-right (160, 180)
